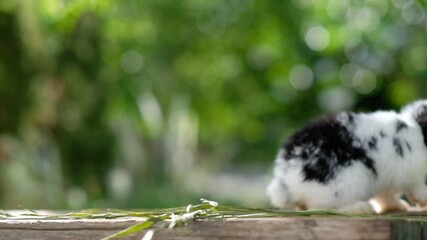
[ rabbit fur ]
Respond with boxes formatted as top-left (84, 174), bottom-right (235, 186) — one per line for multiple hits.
top-left (267, 100), bottom-right (427, 214)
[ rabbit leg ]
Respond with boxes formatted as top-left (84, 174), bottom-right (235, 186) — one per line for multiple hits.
top-left (407, 185), bottom-right (427, 207)
top-left (336, 201), bottom-right (375, 214)
top-left (267, 178), bottom-right (294, 209)
top-left (369, 192), bottom-right (408, 213)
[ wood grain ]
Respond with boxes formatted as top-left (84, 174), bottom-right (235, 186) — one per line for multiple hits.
top-left (0, 217), bottom-right (394, 240)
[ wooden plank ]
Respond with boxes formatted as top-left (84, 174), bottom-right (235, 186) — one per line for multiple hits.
top-left (0, 217), bottom-right (394, 240)
top-left (155, 218), bottom-right (392, 240)
top-left (0, 219), bottom-right (139, 240)
top-left (392, 220), bottom-right (427, 240)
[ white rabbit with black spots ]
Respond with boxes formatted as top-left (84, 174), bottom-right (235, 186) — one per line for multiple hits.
top-left (267, 100), bottom-right (427, 214)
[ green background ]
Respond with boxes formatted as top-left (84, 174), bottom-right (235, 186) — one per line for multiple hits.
top-left (0, 0), bottom-right (426, 209)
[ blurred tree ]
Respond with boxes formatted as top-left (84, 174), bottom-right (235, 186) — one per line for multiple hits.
top-left (0, 0), bottom-right (426, 208)
top-left (0, 11), bottom-right (28, 133)
top-left (55, 12), bottom-right (115, 200)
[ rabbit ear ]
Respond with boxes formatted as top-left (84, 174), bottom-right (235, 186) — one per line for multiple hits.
top-left (401, 100), bottom-right (427, 146)
top-left (415, 106), bottom-right (427, 146)
top-left (400, 100), bottom-right (427, 118)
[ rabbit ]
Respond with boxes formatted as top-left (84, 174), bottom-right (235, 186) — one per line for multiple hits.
top-left (267, 100), bottom-right (427, 214)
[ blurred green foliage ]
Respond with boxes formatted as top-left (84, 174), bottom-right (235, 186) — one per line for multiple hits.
top-left (0, 0), bottom-right (426, 209)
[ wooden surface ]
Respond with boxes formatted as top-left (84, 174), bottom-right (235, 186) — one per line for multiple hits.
top-left (1, 216), bottom-right (422, 240)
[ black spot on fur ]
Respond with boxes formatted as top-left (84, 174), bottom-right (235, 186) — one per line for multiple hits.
top-left (380, 131), bottom-right (387, 138)
top-left (393, 137), bottom-right (404, 157)
top-left (368, 136), bottom-right (378, 151)
top-left (347, 113), bottom-right (355, 125)
top-left (415, 106), bottom-right (427, 146)
top-left (334, 191), bottom-right (340, 198)
top-left (282, 113), bottom-right (377, 184)
top-left (338, 112), bottom-right (356, 127)
top-left (406, 141), bottom-right (412, 152)
top-left (396, 120), bottom-right (408, 133)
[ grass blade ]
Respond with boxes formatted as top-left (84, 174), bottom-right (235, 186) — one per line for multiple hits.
top-left (101, 219), bottom-right (157, 240)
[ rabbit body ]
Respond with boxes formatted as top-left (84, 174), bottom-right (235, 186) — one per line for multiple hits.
top-left (267, 100), bottom-right (427, 213)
